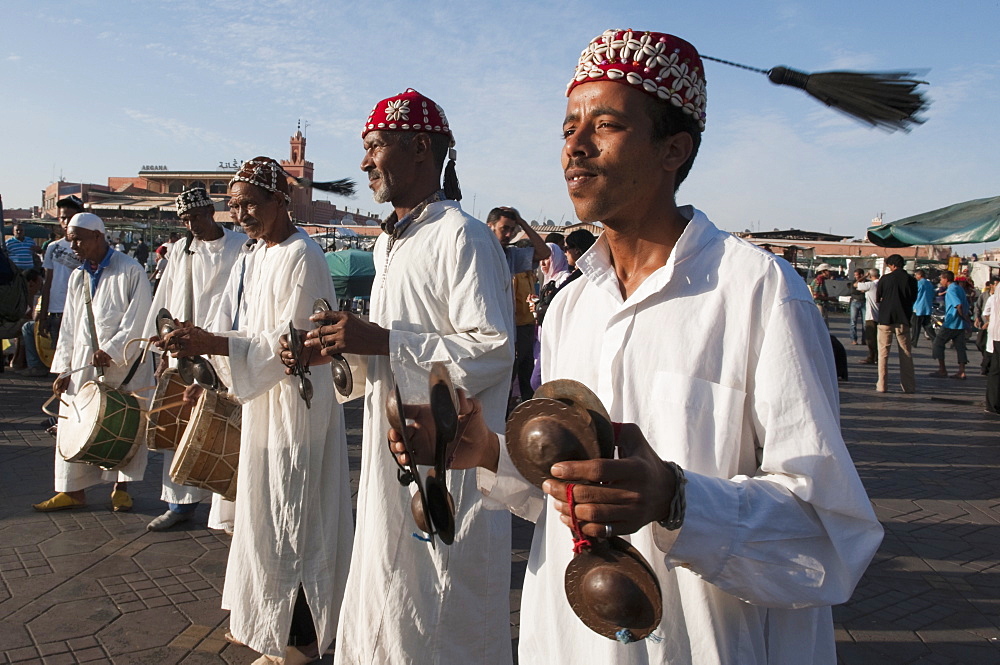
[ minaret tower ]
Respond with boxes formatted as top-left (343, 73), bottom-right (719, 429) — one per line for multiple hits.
top-left (281, 120), bottom-right (315, 224)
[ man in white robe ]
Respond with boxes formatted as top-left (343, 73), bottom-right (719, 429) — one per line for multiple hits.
top-left (34, 212), bottom-right (152, 512)
top-left (304, 89), bottom-right (515, 664)
top-left (163, 158), bottom-right (353, 664)
top-left (390, 31), bottom-right (883, 665)
top-left (144, 187), bottom-right (244, 531)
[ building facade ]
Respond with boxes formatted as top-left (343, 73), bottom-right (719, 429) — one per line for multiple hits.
top-left (39, 129), bottom-right (380, 231)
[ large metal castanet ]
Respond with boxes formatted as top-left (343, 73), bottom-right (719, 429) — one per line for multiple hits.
top-left (505, 379), bottom-right (662, 643)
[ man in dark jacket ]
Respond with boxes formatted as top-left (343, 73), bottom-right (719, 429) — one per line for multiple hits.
top-left (875, 254), bottom-right (918, 393)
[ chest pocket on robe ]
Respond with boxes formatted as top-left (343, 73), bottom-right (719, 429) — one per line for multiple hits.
top-left (648, 372), bottom-right (748, 477)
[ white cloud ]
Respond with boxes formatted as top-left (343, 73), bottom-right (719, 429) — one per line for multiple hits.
top-left (122, 108), bottom-right (256, 155)
top-left (822, 50), bottom-right (879, 71)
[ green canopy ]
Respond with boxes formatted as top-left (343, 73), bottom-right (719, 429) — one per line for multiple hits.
top-left (867, 195), bottom-right (1000, 247)
top-left (325, 249), bottom-right (375, 300)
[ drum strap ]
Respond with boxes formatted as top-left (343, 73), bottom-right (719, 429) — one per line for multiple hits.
top-left (81, 270), bottom-right (145, 388)
top-left (81, 276), bottom-right (104, 379)
top-left (120, 347), bottom-right (145, 388)
top-left (233, 254), bottom-right (248, 330)
top-left (184, 235), bottom-right (195, 323)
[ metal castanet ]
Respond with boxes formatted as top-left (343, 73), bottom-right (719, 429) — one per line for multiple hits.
top-left (385, 379), bottom-right (435, 548)
top-left (287, 322), bottom-right (313, 408)
top-left (425, 362), bottom-right (459, 544)
top-left (312, 298), bottom-right (353, 398)
top-left (505, 398), bottom-right (601, 490)
top-left (505, 380), bottom-right (662, 643)
top-left (564, 537), bottom-right (662, 643)
top-left (157, 308), bottom-right (221, 390)
top-left (533, 379), bottom-right (615, 458)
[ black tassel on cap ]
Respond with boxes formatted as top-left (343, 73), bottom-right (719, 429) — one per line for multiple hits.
top-left (702, 56), bottom-right (929, 132)
top-left (291, 176), bottom-right (356, 197)
top-left (443, 158), bottom-right (462, 202)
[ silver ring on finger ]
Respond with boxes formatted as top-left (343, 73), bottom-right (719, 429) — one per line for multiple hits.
top-left (603, 523), bottom-right (613, 539)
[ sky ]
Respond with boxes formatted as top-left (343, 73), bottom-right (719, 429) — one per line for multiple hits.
top-left (1, 1), bottom-right (998, 248)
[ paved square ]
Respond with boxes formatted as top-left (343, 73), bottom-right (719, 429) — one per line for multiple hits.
top-left (1, 313), bottom-right (997, 663)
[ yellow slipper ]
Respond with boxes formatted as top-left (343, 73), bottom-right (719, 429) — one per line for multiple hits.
top-left (33, 492), bottom-right (87, 512)
top-left (111, 490), bottom-right (133, 512)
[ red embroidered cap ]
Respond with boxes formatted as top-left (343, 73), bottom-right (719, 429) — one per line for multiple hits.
top-left (362, 89), bottom-right (454, 144)
top-left (569, 29), bottom-right (707, 131)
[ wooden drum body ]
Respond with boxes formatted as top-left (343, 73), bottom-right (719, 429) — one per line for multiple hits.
top-left (58, 380), bottom-right (143, 471)
top-left (145, 368), bottom-right (193, 450)
top-left (170, 390), bottom-right (241, 501)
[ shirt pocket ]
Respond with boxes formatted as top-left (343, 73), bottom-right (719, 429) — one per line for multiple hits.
top-left (648, 371), bottom-right (748, 476)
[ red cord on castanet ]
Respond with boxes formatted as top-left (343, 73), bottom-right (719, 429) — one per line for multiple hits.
top-left (566, 483), bottom-right (593, 554)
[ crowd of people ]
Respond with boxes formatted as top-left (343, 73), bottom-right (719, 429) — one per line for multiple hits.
top-left (2, 196), bottom-right (201, 381)
top-left (1, 28), bottom-right (893, 665)
top-left (812, 257), bottom-right (996, 404)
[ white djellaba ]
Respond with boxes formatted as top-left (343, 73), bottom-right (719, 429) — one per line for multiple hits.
top-left (206, 230), bottom-right (353, 658)
top-left (143, 227), bottom-right (245, 518)
top-left (481, 210), bottom-right (883, 665)
top-left (51, 250), bottom-right (153, 491)
top-left (334, 199), bottom-right (516, 664)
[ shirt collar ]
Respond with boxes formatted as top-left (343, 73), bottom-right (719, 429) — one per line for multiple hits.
top-left (578, 206), bottom-right (718, 305)
top-left (82, 246), bottom-right (113, 273)
top-left (81, 246), bottom-right (114, 292)
top-left (380, 189), bottom-right (447, 238)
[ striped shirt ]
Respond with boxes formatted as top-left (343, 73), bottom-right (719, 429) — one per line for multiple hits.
top-left (5, 237), bottom-right (35, 270)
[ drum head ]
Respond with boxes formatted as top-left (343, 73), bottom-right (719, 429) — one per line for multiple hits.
top-left (505, 398), bottom-right (601, 490)
top-left (57, 381), bottom-right (105, 459)
top-left (534, 379), bottom-right (615, 459)
top-left (179, 388), bottom-right (213, 442)
top-left (34, 323), bottom-right (55, 367)
top-left (564, 537), bottom-right (662, 642)
top-left (171, 389), bottom-right (212, 482)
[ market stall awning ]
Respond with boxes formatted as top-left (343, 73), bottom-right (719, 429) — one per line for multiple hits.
top-left (867, 195), bottom-right (1000, 247)
top-left (325, 248), bottom-right (375, 300)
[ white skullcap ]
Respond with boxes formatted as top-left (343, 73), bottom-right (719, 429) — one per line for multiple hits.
top-left (68, 212), bottom-right (106, 235)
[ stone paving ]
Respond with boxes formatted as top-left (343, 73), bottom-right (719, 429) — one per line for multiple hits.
top-left (0, 313), bottom-right (998, 664)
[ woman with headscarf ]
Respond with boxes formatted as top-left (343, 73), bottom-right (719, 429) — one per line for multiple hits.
top-left (530, 243), bottom-right (577, 389)
top-left (538, 242), bottom-right (570, 289)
